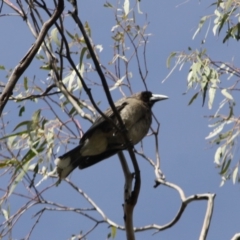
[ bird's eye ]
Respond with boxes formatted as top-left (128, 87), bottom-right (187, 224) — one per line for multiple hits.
top-left (142, 92), bottom-right (151, 102)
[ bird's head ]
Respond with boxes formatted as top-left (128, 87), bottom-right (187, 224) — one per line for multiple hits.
top-left (138, 91), bottom-right (168, 107)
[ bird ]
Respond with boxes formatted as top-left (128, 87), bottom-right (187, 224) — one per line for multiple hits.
top-left (55, 91), bottom-right (168, 178)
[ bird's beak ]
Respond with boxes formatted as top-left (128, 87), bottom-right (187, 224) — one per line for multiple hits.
top-left (150, 94), bottom-right (169, 103)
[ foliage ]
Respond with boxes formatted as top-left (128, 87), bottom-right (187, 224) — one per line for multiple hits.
top-left (167, 0), bottom-right (240, 186)
top-left (0, 0), bottom-right (239, 240)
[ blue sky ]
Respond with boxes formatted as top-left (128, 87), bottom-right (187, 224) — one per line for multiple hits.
top-left (0, 1), bottom-right (240, 240)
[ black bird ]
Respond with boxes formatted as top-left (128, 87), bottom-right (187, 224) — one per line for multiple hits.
top-left (55, 91), bottom-right (168, 178)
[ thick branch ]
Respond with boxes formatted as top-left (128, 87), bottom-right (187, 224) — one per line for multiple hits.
top-left (0, 0), bottom-right (64, 116)
top-left (153, 178), bottom-right (215, 240)
top-left (118, 151), bottom-right (135, 240)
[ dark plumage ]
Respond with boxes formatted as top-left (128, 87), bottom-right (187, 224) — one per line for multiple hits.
top-left (55, 91), bottom-right (168, 178)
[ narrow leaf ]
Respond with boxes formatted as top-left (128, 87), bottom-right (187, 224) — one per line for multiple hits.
top-left (65, 30), bottom-right (74, 39)
top-left (232, 166), bottom-right (238, 184)
top-left (225, 0), bottom-right (233, 10)
top-left (84, 22), bottom-right (91, 37)
top-left (79, 47), bottom-right (87, 69)
top-left (214, 145), bottom-right (226, 164)
top-left (202, 79), bottom-right (209, 107)
top-left (192, 16), bottom-right (208, 39)
top-left (227, 131), bottom-right (239, 144)
top-left (111, 226), bottom-right (117, 239)
top-left (51, 28), bottom-right (61, 47)
top-left (2, 209), bottom-right (9, 220)
top-left (8, 160), bottom-right (31, 197)
top-left (226, 105), bottom-right (234, 120)
top-left (124, 0), bottom-right (130, 16)
top-left (206, 122), bottom-right (225, 139)
top-left (188, 92), bottom-right (199, 106)
top-left (166, 52), bottom-right (176, 68)
top-left (208, 84), bottom-right (217, 109)
top-left (13, 121), bottom-right (32, 132)
top-left (220, 159), bottom-right (231, 174)
top-left (221, 89), bottom-right (234, 101)
top-left (0, 130), bottom-right (28, 141)
top-left (103, 2), bottom-right (113, 8)
top-left (19, 106), bottom-right (25, 117)
top-left (24, 77), bottom-right (28, 90)
top-left (218, 13), bottom-right (228, 35)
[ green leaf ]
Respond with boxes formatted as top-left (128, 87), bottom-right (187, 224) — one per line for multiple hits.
top-left (214, 145), bottom-right (226, 164)
top-left (32, 109), bottom-right (41, 123)
top-left (201, 77), bottom-right (209, 107)
top-left (206, 122), bottom-right (225, 140)
top-left (208, 83), bottom-right (217, 109)
top-left (69, 106), bottom-right (77, 116)
top-left (84, 22), bottom-right (91, 37)
top-left (226, 131), bottom-right (239, 144)
top-left (0, 65), bottom-right (5, 70)
top-left (0, 159), bottom-right (18, 168)
top-left (166, 52), bottom-right (176, 68)
top-left (188, 92), bottom-right (199, 106)
top-left (8, 160), bottom-right (31, 197)
top-left (0, 130), bottom-right (28, 141)
top-left (187, 69), bottom-right (193, 83)
top-left (24, 76), bottom-right (28, 90)
top-left (218, 13), bottom-right (229, 35)
top-left (220, 159), bottom-right (231, 175)
top-left (104, 2), bottom-right (113, 8)
top-left (51, 27), bottom-right (61, 47)
top-left (2, 209), bottom-right (9, 220)
top-left (232, 166), bottom-right (238, 184)
top-left (13, 121), bottom-right (32, 132)
top-left (111, 226), bottom-right (117, 239)
top-left (36, 55), bottom-right (45, 60)
top-left (188, 62), bottom-right (201, 88)
top-left (221, 89), bottom-right (234, 101)
top-left (40, 64), bottom-right (51, 70)
top-left (124, 0), bottom-right (130, 16)
top-left (29, 163), bottom-right (39, 188)
top-left (65, 30), bottom-right (74, 39)
top-left (112, 32), bottom-right (124, 42)
top-left (226, 105), bottom-right (234, 120)
top-left (79, 47), bottom-right (87, 69)
top-left (41, 118), bottom-right (48, 129)
top-left (211, 130), bottom-right (232, 144)
top-left (225, 0), bottom-right (233, 11)
top-left (19, 106), bottom-right (25, 117)
top-left (17, 140), bottom-right (47, 172)
top-left (192, 16), bottom-right (208, 39)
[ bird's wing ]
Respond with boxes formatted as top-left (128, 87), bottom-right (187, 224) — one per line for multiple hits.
top-left (80, 98), bottom-right (128, 143)
top-left (78, 149), bottom-right (118, 169)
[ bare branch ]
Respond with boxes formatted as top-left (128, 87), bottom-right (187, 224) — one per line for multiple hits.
top-left (118, 151), bottom-right (135, 240)
top-left (0, 0), bottom-right (64, 116)
top-left (65, 179), bottom-right (125, 230)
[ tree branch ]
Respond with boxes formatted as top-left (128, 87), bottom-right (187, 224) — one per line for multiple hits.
top-left (118, 151), bottom-right (135, 240)
top-left (0, 0), bottom-right (64, 116)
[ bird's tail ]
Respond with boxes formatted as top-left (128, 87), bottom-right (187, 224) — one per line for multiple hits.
top-left (55, 146), bottom-right (120, 179)
top-left (55, 145), bottom-right (82, 179)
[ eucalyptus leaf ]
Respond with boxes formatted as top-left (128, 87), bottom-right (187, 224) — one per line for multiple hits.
top-left (221, 89), bottom-right (234, 101)
top-left (232, 166), bottom-right (238, 184)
